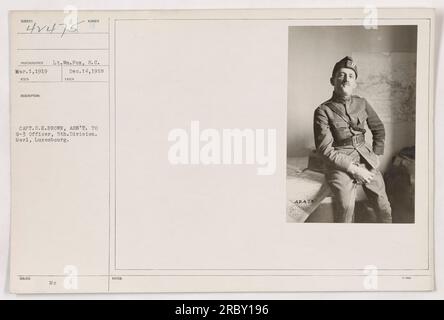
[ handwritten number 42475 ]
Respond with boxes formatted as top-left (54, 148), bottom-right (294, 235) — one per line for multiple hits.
top-left (25, 20), bottom-right (85, 37)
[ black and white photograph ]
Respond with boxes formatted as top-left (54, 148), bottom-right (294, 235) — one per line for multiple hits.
top-left (287, 25), bottom-right (417, 223)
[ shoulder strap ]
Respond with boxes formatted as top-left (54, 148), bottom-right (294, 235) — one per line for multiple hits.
top-left (323, 101), bottom-right (351, 124)
top-left (324, 101), bottom-right (366, 133)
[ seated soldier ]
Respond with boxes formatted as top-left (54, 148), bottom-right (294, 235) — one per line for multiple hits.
top-left (313, 56), bottom-right (392, 223)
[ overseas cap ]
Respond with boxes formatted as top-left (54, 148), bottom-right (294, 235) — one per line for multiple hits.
top-left (332, 56), bottom-right (358, 78)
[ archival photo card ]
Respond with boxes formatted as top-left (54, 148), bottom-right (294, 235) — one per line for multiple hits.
top-left (8, 8), bottom-right (434, 293)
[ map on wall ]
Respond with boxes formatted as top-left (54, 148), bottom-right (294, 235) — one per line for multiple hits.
top-left (353, 52), bottom-right (416, 123)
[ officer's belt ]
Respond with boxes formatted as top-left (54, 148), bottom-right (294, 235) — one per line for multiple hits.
top-left (334, 134), bottom-right (365, 147)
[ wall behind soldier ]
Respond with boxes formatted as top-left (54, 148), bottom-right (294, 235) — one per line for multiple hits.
top-left (287, 25), bottom-right (417, 172)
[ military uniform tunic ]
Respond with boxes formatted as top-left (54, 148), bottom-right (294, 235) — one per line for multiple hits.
top-left (313, 92), bottom-right (392, 223)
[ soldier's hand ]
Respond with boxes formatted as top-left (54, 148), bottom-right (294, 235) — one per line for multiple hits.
top-left (349, 164), bottom-right (374, 184)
